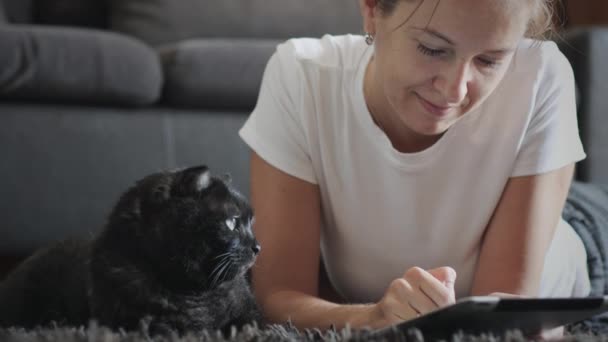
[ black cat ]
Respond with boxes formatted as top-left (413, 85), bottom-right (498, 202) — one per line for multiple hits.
top-left (0, 165), bottom-right (262, 335)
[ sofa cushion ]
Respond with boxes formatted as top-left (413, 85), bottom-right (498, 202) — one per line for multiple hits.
top-left (33, 0), bottom-right (108, 28)
top-left (110, 0), bottom-right (362, 46)
top-left (0, 25), bottom-right (162, 106)
top-left (2, 0), bottom-right (33, 23)
top-left (158, 39), bottom-right (279, 110)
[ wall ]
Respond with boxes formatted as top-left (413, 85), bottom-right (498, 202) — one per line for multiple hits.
top-left (564, 1), bottom-right (608, 27)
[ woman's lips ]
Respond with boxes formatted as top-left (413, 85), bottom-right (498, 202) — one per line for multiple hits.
top-left (415, 93), bottom-right (454, 118)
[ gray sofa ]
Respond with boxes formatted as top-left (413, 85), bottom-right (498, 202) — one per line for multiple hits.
top-left (0, 0), bottom-right (607, 277)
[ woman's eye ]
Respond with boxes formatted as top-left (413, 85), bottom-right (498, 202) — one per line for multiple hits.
top-left (477, 57), bottom-right (499, 68)
top-left (225, 217), bottom-right (238, 231)
top-left (417, 44), bottom-right (445, 57)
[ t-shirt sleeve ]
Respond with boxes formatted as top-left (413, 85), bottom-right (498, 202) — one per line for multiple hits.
top-left (511, 44), bottom-right (586, 177)
top-left (238, 41), bottom-right (317, 184)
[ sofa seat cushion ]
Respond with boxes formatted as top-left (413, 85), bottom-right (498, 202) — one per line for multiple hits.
top-left (0, 25), bottom-right (162, 106)
top-left (110, 0), bottom-right (361, 46)
top-left (159, 38), bottom-right (279, 110)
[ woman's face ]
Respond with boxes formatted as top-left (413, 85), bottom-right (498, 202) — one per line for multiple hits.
top-left (363, 0), bottom-right (531, 137)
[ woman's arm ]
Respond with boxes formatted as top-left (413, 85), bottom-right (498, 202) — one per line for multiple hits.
top-left (251, 151), bottom-right (458, 329)
top-left (471, 163), bottom-right (576, 296)
top-left (249, 152), bottom-right (378, 330)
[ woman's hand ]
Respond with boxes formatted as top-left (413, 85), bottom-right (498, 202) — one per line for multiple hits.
top-left (370, 266), bottom-right (457, 328)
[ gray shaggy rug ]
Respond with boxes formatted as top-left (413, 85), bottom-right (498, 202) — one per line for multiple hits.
top-left (0, 322), bottom-right (606, 342)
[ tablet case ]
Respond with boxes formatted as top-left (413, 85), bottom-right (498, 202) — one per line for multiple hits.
top-left (373, 296), bottom-right (608, 339)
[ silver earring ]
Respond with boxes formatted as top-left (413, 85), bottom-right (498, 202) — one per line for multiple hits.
top-left (365, 32), bottom-right (375, 45)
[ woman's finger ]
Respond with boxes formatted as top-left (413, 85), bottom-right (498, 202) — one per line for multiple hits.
top-left (392, 277), bottom-right (438, 315)
top-left (404, 267), bottom-right (456, 308)
top-left (383, 279), bottom-right (421, 321)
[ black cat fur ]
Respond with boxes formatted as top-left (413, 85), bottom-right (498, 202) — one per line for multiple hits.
top-left (0, 166), bottom-right (262, 335)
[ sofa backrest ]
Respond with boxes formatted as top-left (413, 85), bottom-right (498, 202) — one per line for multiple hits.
top-left (33, 0), bottom-right (108, 28)
top-left (2, 0), bottom-right (33, 24)
top-left (2, 0), bottom-right (362, 45)
top-left (109, 0), bottom-right (363, 46)
top-left (2, 0), bottom-right (108, 28)
top-left (0, 2), bottom-right (6, 23)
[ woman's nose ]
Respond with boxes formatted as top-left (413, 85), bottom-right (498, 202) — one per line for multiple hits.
top-left (434, 62), bottom-right (470, 105)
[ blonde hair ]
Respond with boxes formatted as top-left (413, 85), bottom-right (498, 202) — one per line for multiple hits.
top-left (376, 0), bottom-right (558, 40)
top-left (526, 0), bottom-right (559, 39)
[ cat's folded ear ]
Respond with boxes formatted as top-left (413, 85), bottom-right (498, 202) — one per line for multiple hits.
top-left (180, 165), bottom-right (212, 192)
top-left (196, 170), bottom-right (211, 192)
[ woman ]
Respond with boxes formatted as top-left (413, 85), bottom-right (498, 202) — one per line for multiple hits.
top-left (239, 0), bottom-right (590, 332)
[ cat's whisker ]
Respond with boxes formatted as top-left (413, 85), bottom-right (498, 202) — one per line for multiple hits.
top-left (221, 263), bottom-right (235, 284)
top-left (209, 255), bottom-right (232, 288)
top-left (213, 252), bottom-right (232, 260)
top-left (212, 257), bottom-right (233, 288)
top-left (217, 258), bottom-right (233, 283)
top-left (209, 269), bottom-right (222, 288)
top-left (220, 260), bottom-right (236, 284)
top-left (209, 257), bottom-right (229, 281)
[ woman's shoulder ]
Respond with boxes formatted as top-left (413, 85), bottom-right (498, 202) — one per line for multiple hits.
top-left (510, 38), bottom-right (574, 82)
top-left (492, 38), bottom-right (575, 107)
top-left (274, 34), bottom-right (369, 71)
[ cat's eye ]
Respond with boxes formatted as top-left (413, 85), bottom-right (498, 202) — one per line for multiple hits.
top-left (225, 217), bottom-right (238, 231)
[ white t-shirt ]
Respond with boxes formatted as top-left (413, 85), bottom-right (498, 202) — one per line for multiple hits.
top-left (239, 34), bottom-right (588, 302)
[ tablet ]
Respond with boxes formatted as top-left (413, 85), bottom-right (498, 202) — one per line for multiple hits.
top-left (373, 296), bottom-right (608, 339)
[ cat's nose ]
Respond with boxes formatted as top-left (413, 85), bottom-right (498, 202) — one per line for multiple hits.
top-left (252, 244), bottom-right (261, 255)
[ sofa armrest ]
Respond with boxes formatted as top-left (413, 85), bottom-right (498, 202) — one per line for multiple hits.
top-left (558, 27), bottom-right (608, 184)
top-left (0, 25), bottom-right (162, 106)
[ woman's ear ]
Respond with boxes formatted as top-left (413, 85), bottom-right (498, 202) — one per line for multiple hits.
top-left (359, 0), bottom-right (378, 34)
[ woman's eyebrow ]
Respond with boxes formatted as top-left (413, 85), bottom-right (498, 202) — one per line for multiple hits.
top-left (411, 27), bottom-right (454, 45)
